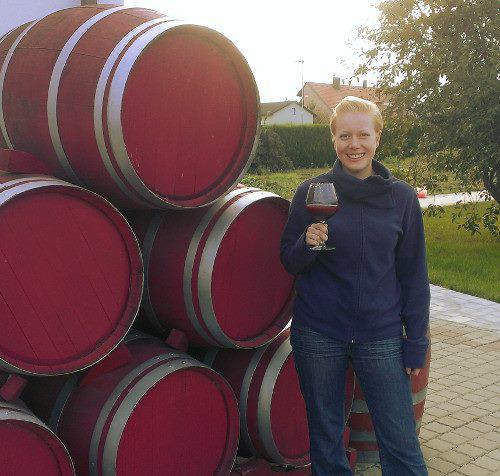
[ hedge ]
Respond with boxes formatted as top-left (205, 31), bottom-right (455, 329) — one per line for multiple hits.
top-left (250, 123), bottom-right (413, 173)
top-left (266, 124), bottom-right (335, 169)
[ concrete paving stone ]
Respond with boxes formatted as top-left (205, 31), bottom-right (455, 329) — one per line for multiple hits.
top-left (482, 432), bottom-right (500, 443)
top-left (471, 376), bottom-right (498, 386)
top-left (428, 406), bottom-right (456, 417)
top-left (453, 426), bottom-right (483, 440)
top-left (421, 444), bottom-right (442, 459)
top-left (452, 384), bottom-right (480, 395)
top-left (458, 381), bottom-right (484, 391)
top-left (468, 436), bottom-right (499, 451)
top-left (423, 413), bottom-right (439, 424)
top-left (440, 449), bottom-right (473, 466)
top-left (473, 455), bottom-right (500, 471)
top-left (478, 416), bottom-right (500, 428)
top-left (454, 443), bottom-right (488, 458)
top-left (447, 377), bottom-right (478, 387)
top-left (435, 390), bottom-right (462, 400)
top-left (427, 469), bottom-right (445, 476)
top-left (465, 421), bottom-right (496, 434)
top-left (473, 390), bottom-right (499, 400)
top-left (440, 432), bottom-right (470, 446)
top-left (426, 457), bottom-right (459, 473)
top-left (425, 438), bottom-right (456, 452)
top-left (420, 428), bottom-right (440, 442)
top-left (426, 422), bottom-right (455, 435)
top-left (460, 407), bottom-right (490, 418)
top-left (449, 398), bottom-right (479, 409)
top-left (487, 448), bottom-right (500, 461)
top-left (462, 393), bottom-right (490, 404)
top-left (451, 412), bottom-right (478, 424)
top-left (427, 394), bottom-right (450, 405)
top-left (456, 462), bottom-right (493, 475)
top-left (439, 416), bottom-right (468, 429)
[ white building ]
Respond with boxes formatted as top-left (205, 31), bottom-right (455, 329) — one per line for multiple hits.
top-left (0, 0), bottom-right (123, 37)
top-left (261, 101), bottom-right (314, 125)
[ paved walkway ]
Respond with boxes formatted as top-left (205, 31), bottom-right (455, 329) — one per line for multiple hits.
top-left (356, 286), bottom-right (500, 475)
top-left (418, 191), bottom-right (487, 209)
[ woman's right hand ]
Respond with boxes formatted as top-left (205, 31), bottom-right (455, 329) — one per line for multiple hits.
top-left (305, 222), bottom-right (329, 247)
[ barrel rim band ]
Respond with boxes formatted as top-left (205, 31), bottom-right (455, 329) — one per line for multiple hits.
top-left (49, 373), bottom-right (80, 432)
top-left (88, 352), bottom-right (188, 476)
top-left (239, 345), bottom-right (267, 455)
top-left (107, 20), bottom-right (191, 208)
top-left (203, 348), bottom-right (220, 368)
top-left (94, 15), bottom-right (169, 208)
top-left (100, 358), bottom-right (211, 475)
top-left (197, 191), bottom-right (281, 348)
top-left (141, 212), bottom-right (169, 334)
top-left (48, 6), bottom-right (128, 184)
top-left (183, 188), bottom-right (251, 346)
top-left (257, 337), bottom-right (296, 464)
top-left (0, 20), bottom-right (38, 149)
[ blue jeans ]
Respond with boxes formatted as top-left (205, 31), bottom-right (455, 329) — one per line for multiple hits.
top-left (290, 324), bottom-right (428, 476)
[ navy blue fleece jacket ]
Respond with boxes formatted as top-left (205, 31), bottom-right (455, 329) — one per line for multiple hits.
top-left (280, 160), bottom-right (430, 369)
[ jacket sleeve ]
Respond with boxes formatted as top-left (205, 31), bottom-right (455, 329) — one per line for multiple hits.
top-left (396, 192), bottom-right (430, 369)
top-left (280, 183), bottom-right (320, 275)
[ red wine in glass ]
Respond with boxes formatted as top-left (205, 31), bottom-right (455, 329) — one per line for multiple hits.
top-left (306, 182), bottom-right (338, 251)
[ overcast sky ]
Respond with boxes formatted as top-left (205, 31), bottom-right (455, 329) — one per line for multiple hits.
top-left (126, 0), bottom-right (381, 102)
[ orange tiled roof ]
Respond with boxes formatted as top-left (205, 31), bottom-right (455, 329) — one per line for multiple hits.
top-left (300, 82), bottom-right (383, 109)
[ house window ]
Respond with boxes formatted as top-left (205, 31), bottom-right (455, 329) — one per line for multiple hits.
top-left (292, 107), bottom-right (296, 115)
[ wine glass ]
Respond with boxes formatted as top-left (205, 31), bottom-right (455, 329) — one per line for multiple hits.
top-left (306, 182), bottom-right (339, 251)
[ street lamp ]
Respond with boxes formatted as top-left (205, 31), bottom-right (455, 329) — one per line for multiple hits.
top-left (297, 59), bottom-right (304, 123)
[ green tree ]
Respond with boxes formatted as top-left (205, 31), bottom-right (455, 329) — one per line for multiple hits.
top-left (249, 127), bottom-right (293, 173)
top-left (357, 0), bottom-right (499, 233)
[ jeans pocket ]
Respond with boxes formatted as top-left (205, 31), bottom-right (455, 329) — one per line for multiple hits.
top-left (290, 324), bottom-right (345, 357)
top-left (355, 337), bottom-right (403, 360)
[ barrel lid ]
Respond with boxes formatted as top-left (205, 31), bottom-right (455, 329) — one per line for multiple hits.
top-left (0, 411), bottom-right (74, 475)
top-left (198, 192), bottom-right (294, 346)
top-left (96, 359), bottom-right (239, 475)
top-left (0, 179), bottom-right (142, 375)
top-left (112, 23), bottom-right (259, 208)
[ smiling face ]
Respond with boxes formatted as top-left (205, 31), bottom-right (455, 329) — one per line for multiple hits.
top-left (332, 111), bottom-right (381, 180)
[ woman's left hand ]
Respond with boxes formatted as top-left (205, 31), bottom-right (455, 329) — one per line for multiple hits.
top-left (405, 368), bottom-right (421, 376)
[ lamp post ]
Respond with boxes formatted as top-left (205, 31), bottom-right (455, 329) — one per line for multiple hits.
top-left (297, 59), bottom-right (304, 123)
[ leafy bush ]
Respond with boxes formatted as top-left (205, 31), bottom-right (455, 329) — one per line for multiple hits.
top-left (249, 127), bottom-right (292, 173)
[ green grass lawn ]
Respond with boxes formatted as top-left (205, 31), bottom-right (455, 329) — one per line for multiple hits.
top-left (423, 202), bottom-right (499, 303)
top-left (242, 162), bottom-right (466, 201)
top-left (242, 169), bottom-right (499, 302)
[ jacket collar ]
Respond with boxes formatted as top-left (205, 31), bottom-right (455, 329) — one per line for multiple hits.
top-left (325, 160), bottom-right (395, 208)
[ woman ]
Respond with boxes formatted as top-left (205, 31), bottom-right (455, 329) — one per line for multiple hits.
top-left (280, 96), bottom-right (429, 475)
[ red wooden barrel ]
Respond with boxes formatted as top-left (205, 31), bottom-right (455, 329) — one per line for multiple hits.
top-left (204, 328), bottom-right (355, 467)
top-left (347, 344), bottom-right (431, 463)
top-left (130, 187), bottom-right (295, 348)
top-left (0, 400), bottom-right (75, 475)
top-left (23, 333), bottom-right (239, 476)
top-left (0, 172), bottom-right (143, 375)
top-left (0, 6), bottom-right (259, 209)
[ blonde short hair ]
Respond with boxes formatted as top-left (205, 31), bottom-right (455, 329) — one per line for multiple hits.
top-left (330, 96), bottom-right (383, 134)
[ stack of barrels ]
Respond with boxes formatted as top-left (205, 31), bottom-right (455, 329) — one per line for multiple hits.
top-left (0, 4), bottom-right (429, 475)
